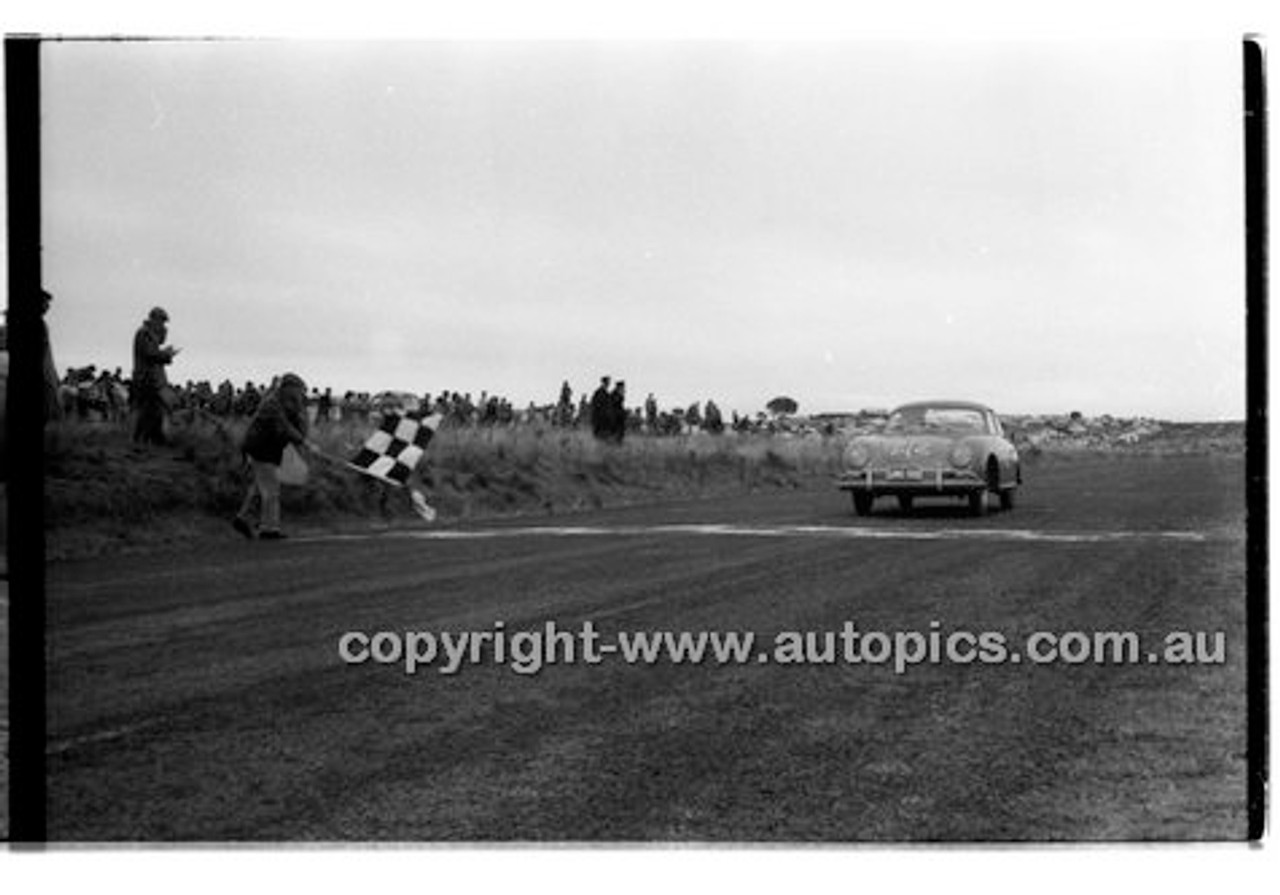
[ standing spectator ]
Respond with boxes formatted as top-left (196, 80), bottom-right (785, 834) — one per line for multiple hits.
top-left (590, 376), bottom-right (612, 440)
top-left (317, 387), bottom-right (333, 425)
top-left (704, 399), bottom-right (724, 434)
top-left (233, 372), bottom-right (312, 540)
top-left (644, 392), bottom-right (658, 433)
top-left (238, 381), bottom-right (261, 417)
top-left (556, 380), bottom-right (574, 427)
top-left (685, 401), bottom-right (703, 432)
top-left (608, 380), bottom-right (627, 444)
top-left (131, 306), bottom-right (179, 445)
top-left (42, 290), bottom-right (63, 424)
top-left (213, 379), bottom-right (235, 416)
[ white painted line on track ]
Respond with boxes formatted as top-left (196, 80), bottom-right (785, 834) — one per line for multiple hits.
top-left (297, 523), bottom-right (1215, 545)
top-left (48, 718), bottom-right (164, 757)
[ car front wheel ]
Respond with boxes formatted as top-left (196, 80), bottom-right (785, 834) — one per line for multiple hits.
top-left (853, 492), bottom-right (874, 516)
top-left (968, 488), bottom-right (988, 516)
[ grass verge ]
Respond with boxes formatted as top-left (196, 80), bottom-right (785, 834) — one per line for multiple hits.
top-left (42, 414), bottom-right (1243, 560)
top-left (43, 417), bottom-right (843, 559)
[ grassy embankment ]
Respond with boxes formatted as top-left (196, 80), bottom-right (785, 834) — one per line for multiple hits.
top-left (42, 413), bottom-right (1245, 559)
top-left (43, 415), bottom-right (841, 558)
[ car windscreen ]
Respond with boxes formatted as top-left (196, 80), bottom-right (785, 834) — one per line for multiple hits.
top-left (884, 407), bottom-right (989, 435)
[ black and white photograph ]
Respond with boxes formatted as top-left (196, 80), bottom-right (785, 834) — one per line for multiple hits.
top-left (2, 17), bottom-right (1264, 866)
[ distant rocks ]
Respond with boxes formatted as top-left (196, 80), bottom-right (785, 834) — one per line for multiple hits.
top-left (1003, 414), bottom-right (1242, 455)
top-left (813, 410), bottom-right (1243, 455)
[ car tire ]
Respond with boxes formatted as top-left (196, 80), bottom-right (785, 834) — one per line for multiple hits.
top-left (897, 494), bottom-right (914, 513)
top-left (853, 492), bottom-right (874, 516)
top-left (968, 488), bottom-right (988, 516)
top-left (977, 458), bottom-right (1003, 514)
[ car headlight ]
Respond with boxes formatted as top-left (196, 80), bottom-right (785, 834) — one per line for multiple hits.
top-left (949, 443), bottom-right (974, 468)
top-left (844, 442), bottom-right (870, 469)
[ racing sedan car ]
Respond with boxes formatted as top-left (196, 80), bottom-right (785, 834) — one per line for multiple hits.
top-left (836, 400), bottom-right (1020, 516)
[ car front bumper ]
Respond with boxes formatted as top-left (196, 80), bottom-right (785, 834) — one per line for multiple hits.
top-left (836, 467), bottom-right (985, 496)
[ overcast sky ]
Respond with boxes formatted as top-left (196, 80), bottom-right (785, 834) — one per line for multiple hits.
top-left (38, 39), bottom-right (1245, 419)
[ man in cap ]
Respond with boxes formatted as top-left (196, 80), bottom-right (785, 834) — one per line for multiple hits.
top-left (131, 306), bottom-right (179, 445)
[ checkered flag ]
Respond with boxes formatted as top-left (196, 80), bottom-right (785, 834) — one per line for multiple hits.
top-left (347, 412), bottom-right (441, 487)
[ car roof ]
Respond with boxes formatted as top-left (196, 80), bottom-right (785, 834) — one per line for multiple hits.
top-left (891, 400), bottom-right (995, 413)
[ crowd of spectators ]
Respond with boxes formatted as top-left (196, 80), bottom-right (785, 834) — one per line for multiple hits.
top-left (54, 366), bottom-right (810, 437)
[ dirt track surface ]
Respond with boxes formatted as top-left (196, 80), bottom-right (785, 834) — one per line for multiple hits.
top-left (46, 454), bottom-right (1248, 841)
